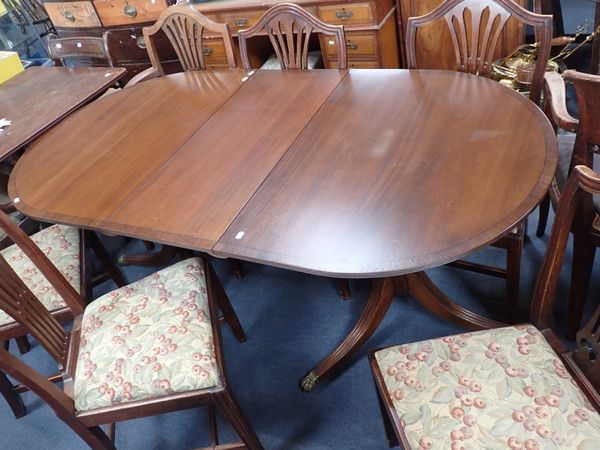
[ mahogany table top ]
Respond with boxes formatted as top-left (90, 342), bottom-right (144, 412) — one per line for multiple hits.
top-left (9, 68), bottom-right (557, 278)
top-left (0, 66), bottom-right (126, 160)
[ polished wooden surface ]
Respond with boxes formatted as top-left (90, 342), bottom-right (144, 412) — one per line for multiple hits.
top-left (216, 69), bottom-right (557, 277)
top-left (12, 69), bottom-right (556, 276)
top-left (0, 66), bottom-right (125, 160)
top-left (10, 68), bottom-right (557, 389)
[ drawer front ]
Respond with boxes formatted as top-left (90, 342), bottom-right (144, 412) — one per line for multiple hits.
top-left (200, 38), bottom-right (228, 64)
top-left (93, 0), bottom-right (168, 26)
top-left (324, 33), bottom-right (378, 57)
top-left (219, 10), bottom-right (265, 33)
top-left (45, 1), bottom-right (101, 28)
top-left (317, 3), bottom-right (374, 26)
top-left (328, 59), bottom-right (379, 69)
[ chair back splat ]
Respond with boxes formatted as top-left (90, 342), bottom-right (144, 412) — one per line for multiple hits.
top-left (238, 3), bottom-right (346, 70)
top-left (405, 0), bottom-right (552, 104)
top-left (144, 5), bottom-right (236, 76)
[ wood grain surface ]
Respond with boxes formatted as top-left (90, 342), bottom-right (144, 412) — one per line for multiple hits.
top-left (0, 67), bottom-right (126, 160)
top-left (10, 69), bottom-right (557, 278)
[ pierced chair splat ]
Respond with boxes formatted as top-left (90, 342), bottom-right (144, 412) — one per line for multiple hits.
top-left (238, 3), bottom-right (347, 70)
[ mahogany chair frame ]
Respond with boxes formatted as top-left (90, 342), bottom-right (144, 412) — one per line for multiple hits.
top-left (47, 35), bottom-right (113, 68)
top-left (405, 0), bottom-right (553, 321)
top-left (0, 220), bottom-right (126, 419)
top-left (370, 165), bottom-right (600, 448)
top-left (0, 210), bottom-right (262, 449)
top-left (405, 0), bottom-right (552, 105)
top-left (539, 70), bottom-right (600, 340)
top-left (238, 3), bottom-right (347, 70)
top-left (142, 5), bottom-right (236, 78)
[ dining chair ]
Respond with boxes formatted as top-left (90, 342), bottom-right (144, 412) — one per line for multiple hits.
top-left (126, 5), bottom-right (237, 86)
top-left (369, 165), bottom-right (600, 449)
top-left (47, 34), bottom-right (113, 68)
top-left (0, 218), bottom-right (127, 418)
top-left (0, 210), bottom-right (262, 449)
top-left (238, 3), bottom-right (347, 70)
top-left (538, 70), bottom-right (600, 340)
top-left (405, 0), bottom-right (553, 321)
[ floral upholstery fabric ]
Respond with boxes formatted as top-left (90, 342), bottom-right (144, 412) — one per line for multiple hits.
top-left (74, 258), bottom-right (220, 412)
top-left (0, 224), bottom-right (80, 327)
top-left (374, 325), bottom-right (600, 450)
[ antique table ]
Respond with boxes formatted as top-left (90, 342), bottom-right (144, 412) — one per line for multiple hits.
top-left (9, 68), bottom-right (557, 390)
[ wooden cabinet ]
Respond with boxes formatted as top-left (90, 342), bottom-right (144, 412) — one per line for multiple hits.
top-left (42, 0), bottom-right (400, 79)
top-left (395, 0), bottom-right (529, 69)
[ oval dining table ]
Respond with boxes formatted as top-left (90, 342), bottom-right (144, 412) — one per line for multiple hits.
top-left (8, 68), bottom-right (557, 391)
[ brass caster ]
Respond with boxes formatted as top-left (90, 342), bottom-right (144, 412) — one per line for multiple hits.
top-left (117, 255), bottom-right (129, 266)
top-left (300, 371), bottom-right (318, 392)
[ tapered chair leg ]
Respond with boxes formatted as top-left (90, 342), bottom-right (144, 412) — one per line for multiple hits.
top-left (536, 193), bottom-right (550, 237)
top-left (566, 232), bottom-right (597, 339)
top-left (0, 370), bottom-right (26, 418)
top-left (214, 387), bottom-right (263, 450)
top-left (505, 236), bottom-right (523, 323)
top-left (375, 386), bottom-right (399, 447)
top-left (15, 336), bottom-right (30, 354)
top-left (207, 263), bottom-right (247, 343)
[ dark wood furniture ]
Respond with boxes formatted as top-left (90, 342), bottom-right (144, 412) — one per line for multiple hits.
top-left (238, 3), bottom-right (346, 70)
top-left (9, 68), bottom-right (557, 390)
top-left (541, 70), bottom-right (600, 340)
top-left (41, 0), bottom-right (398, 84)
top-left (404, 0), bottom-right (552, 321)
top-left (0, 209), bottom-right (262, 449)
top-left (144, 5), bottom-right (236, 76)
top-left (369, 165), bottom-right (600, 450)
top-left (47, 34), bottom-right (113, 66)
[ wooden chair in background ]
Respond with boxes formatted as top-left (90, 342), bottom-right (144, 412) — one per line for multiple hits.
top-left (370, 165), bottom-right (600, 449)
top-left (539, 70), bottom-right (600, 340)
top-left (0, 220), bottom-right (127, 418)
top-left (47, 34), bottom-right (113, 68)
top-left (0, 210), bottom-right (262, 449)
top-left (238, 3), bottom-right (347, 70)
top-left (405, 0), bottom-right (553, 321)
top-left (126, 5), bottom-right (237, 86)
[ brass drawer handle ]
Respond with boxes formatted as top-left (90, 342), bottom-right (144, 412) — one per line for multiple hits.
top-left (203, 47), bottom-right (213, 56)
top-left (346, 42), bottom-right (358, 50)
top-left (335, 10), bottom-right (353, 20)
top-left (233, 18), bottom-right (249, 27)
top-left (123, 5), bottom-right (137, 18)
top-left (136, 36), bottom-right (146, 49)
top-left (63, 10), bottom-right (75, 22)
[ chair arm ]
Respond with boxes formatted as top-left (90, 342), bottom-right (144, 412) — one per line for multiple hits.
top-left (543, 72), bottom-right (578, 133)
top-left (125, 67), bottom-right (159, 88)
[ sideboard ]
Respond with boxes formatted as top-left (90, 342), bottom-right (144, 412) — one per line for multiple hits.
top-left (41, 0), bottom-right (400, 82)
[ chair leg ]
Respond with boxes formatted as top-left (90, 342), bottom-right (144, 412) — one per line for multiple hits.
top-left (336, 278), bottom-right (351, 300)
top-left (230, 259), bottom-right (245, 279)
top-left (208, 264), bottom-right (247, 343)
top-left (214, 387), bottom-right (263, 450)
top-left (375, 387), bottom-right (399, 448)
top-left (0, 370), bottom-right (26, 418)
top-left (566, 232), bottom-right (597, 340)
top-left (505, 236), bottom-right (523, 324)
top-left (15, 336), bottom-right (30, 354)
top-left (86, 231), bottom-right (127, 287)
top-left (536, 193), bottom-right (550, 238)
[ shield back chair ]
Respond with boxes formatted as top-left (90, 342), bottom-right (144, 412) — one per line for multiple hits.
top-left (370, 165), bottom-right (600, 450)
top-left (0, 209), bottom-right (262, 450)
top-left (405, 0), bottom-right (553, 322)
top-left (539, 70), bottom-right (600, 340)
top-left (0, 218), bottom-right (127, 418)
top-left (126, 5), bottom-right (237, 87)
top-left (238, 3), bottom-right (347, 70)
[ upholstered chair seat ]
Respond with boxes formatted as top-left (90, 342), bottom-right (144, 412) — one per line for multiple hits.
top-left (73, 258), bottom-right (219, 412)
top-left (260, 50), bottom-right (324, 69)
top-left (0, 224), bottom-right (79, 327)
top-left (374, 325), bottom-right (600, 449)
